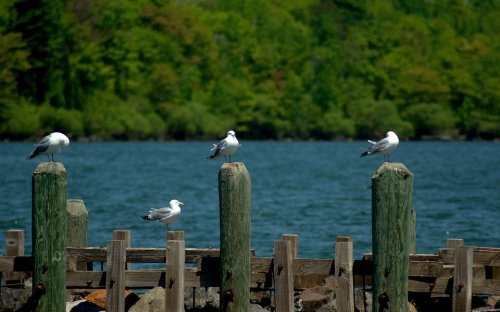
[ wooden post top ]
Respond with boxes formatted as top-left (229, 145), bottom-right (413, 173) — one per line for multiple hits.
top-left (336, 235), bottom-right (352, 243)
top-left (67, 199), bottom-right (88, 216)
top-left (34, 162), bottom-right (66, 175)
top-left (220, 162), bottom-right (248, 171)
top-left (372, 162), bottom-right (412, 179)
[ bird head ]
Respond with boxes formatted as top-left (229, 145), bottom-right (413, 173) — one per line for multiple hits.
top-left (170, 199), bottom-right (184, 208)
top-left (386, 131), bottom-right (397, 138)
top-left (227, 130), bottom-right (236, 137)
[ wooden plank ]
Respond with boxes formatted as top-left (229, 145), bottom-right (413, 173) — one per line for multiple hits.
top-left (453, 246), bottom-right (473, 312)
top-left (106, 240), bottom-right (126, 312)
top-left (64, 247), bottom-right (243, 263)
top-left (113, 230), bottom-right (131, 269)
top-left (336, 236), bottom-right (354, 312)
top-left (166, 240), bottom-right (185, 312)
top-left (274, 240), bottom-right (293, 312)
top-left (439, 249), bottom-right (500, 266)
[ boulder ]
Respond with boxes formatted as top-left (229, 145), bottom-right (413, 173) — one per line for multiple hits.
top-left (184, 287), bottom-right (219, 309)
top-left (300, 286), bottom-right (333, 312)
top-left (129, 287), bottom-right (165, 312)
top-left (249, 303), bottom-right (268, 312)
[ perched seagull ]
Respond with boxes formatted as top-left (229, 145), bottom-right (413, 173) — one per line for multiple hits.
top-left (28, 132), bottom-right (70, 161)
top-left (360, 131), bottom-right (399, 162)
top-left (142, 199), bottom-right (184, 231)
top-left (208, 130), bottom-right (240, 162)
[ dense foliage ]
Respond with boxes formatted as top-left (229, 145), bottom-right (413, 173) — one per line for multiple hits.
top-left (1, 0), bottom-right (499, 140)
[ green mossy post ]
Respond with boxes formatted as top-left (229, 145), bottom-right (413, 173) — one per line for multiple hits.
top-left (372, 163), bottom-right (413, 312)
top-left (218, 162), bottom-right (251, 312)
top-left (32, 162), bottom-right (67, 312)
top-left (66, 199), bottom-right (88, 270)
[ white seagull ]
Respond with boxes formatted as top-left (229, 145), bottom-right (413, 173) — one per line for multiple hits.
top-left (142, 199), bottom-right (184, 228)
top-left (208, 130), bottom-right (240, 162)
top-left (361, 131), bottom-right (399, 162)
top-left (28, 132), bottom-right (70, 161)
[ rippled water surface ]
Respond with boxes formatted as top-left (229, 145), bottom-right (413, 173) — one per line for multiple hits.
top-left (0, 141), bottom-right (499, 258)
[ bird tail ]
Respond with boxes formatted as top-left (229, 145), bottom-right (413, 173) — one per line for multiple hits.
top-left (360, 151), bottom-right (370, 157)
top-left (142, 214), bottom-right (152, 221)
top-left (27, 149), bottom-right (38, 160)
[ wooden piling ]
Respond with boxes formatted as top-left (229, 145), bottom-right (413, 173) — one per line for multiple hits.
top-left (4, 230), bottom-right (24, 281)
top-left (106, 240), bottom-right (126, 312)
top-left (218, 162), bottom-right (251, 312)
top-left (447, 239), bottom-right (464, 249)
top-left (372, 163), bottom-right (413, 312)
top-left (452, 246), bottom-right (473, 312)
top-left (335, 236), bottom-right (354, 312)
top-left (112, 230), bottom-right (131, 247)
top-left (282, 234), bottom-right (299, 259)
top-left (166, 240), bottom-right (185, 312)
top-left (32, 162), bottom-right (67, 312)
top-left (67, 199), bottom-right (88, 271)
top-left (168, 230), bottom-right (185, 241)
top-left (274, 239), bottom-right (294, 312)
top-left (5, 229), bottom-right (24, 257)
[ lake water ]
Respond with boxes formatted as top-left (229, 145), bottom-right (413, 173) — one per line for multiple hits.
top-left (0, 142), bottom-right (499, 259)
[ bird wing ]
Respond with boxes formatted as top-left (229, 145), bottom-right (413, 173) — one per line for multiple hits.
top-left (148, 207), bottom-right (174, 220)
top-left (368, 137), bottom-right (390, 154)
top-left (28, 135), bottom-right (51, 159)
top-left (209, 138), bottom-right (227, 159)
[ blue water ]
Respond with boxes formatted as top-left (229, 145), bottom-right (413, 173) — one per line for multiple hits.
top-left (0, 142), bottom-right (499, 259)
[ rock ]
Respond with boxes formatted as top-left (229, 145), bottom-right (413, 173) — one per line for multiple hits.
top-left (316, 300), bottom-right (337, 312)
top-left (249, 303), bottom-right (268, 312)
top-left (184, 287), bottom-right (219, 309)
top-left (354, 289), bottom-right (372, 312)
top-left (129, 287), bottom-right (165, 312)
top-left (67, 300), bottom-right (104, 312)
top-left (0, 277), bottom-right (31, 311)
top-left (300, 286), bottom-right (333, 312)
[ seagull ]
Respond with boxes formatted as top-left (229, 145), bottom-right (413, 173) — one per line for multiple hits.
top-left (360, 131), bottom-right (399, 162)
top-left (142, 199), bottom-right (184, 232)
top-left (28, 132), bottom-right (70, 161)
top-left (208, 130), bottom-right (240, 162)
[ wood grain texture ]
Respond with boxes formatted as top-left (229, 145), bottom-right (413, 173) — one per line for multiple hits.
top-left (166, 240), bottom-right (185, 312)
top-left (67, 199), bottom-right (88, 270)
top-left (219, 162), bottom-right (251, 312)
top-left (282, 234), bottom-right (299, 259)
top-left (372, 163), bottom-right (413, 312)
top-left (336, 236), bottom-right (354, 312)
top-left (453, 246), bottom-right (473, 312)
top-left (32, 162), bottom-right (67, 312)
top-left (106, 240), bottom-right (126, 312)
top-left (167, 231), bottom-right (185, 241)
top-left (274, 240), bottom-right (293, 312)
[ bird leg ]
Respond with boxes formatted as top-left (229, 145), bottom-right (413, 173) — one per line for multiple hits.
top-left (51, 154), bottom-right (54, 162)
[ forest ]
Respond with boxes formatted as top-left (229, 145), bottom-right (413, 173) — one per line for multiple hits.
top-left (0, 0), bottom-right (499, 140)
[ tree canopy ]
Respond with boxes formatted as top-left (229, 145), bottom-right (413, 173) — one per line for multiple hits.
top-left (1, 0), bottom-right (499, 140)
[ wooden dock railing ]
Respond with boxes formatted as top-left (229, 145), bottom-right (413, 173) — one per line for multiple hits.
top-left (0, 161), bottom-right (497, 312)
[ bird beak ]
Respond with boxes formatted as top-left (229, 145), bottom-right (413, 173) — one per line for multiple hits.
top-left (179, 202), bottom-right (184, 206)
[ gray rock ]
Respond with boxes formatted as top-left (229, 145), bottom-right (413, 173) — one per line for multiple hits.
top-left (316, 300), bottom-right (337, 312)
top-left (249, 303), bottom-right (268, 312)
top-left (129, 287), bottom-right (165, 312)
top-left (354, 289), bottom-right (372, 312)
top-left (184, 287), bottom-right (220, 309)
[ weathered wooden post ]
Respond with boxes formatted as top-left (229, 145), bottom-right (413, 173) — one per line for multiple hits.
top-left (219, 162), bottom-right (251, 312)
top-left (113, 230), bottom-right (131, 269)
top-left (166, 239), bottom-right (185, 312)
top-left (447, 239), bottom-right (464, 249)
top-left (274, 239), bottom-right (294, 312)
top-left (452, 246), bottom-right (473, 312)
top-left (4, 229), bottom-right (25, 281)
top-left (66, 199), bottom-right (88, 270)
top-left (168, 230), bottom-right (185, 241)
top-left (282, 234), bottom-right (299, 259)
top-left (32, 162), bottom-right (67, 312)
top-left (106, 240), bottom-right (126, 312)
top-left (372, 163), bottom-right (413, 312)
top-left (336, 236), bottom-right (354, 312)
